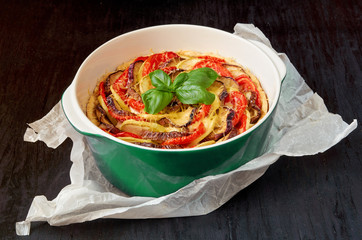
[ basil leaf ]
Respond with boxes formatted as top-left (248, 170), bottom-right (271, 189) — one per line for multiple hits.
top-left (175, 85), bottom-right (215, 105)
top-left (142, 89), bottom-right (174, 114)
top-left (171, 72), bottom-right (188, 91)
top-left (143, 67), bottom-right (218, 114)
top-left (182, 68), bottom-right (219, 88)
top-left (149, 69), bottom-right (172, 90)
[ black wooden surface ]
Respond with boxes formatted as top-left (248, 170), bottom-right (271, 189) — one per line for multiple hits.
top-left (1, 0), bottom-right (361, 239)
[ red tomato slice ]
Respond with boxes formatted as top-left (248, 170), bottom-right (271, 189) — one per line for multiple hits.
top-left (127, 98), bottom-right (145, 112)
top-left (142, 51), bottom-right (179, 77)
top-left (235, 113), bottom-right (247, 133)
top-left (191, 104), bottom-right (211, 124)
top-left (192, 59), bottom-right (233, 78)
top-left (113, 131), bottom-right (143, 139)
top-left (235, 74), bottom-right (262, 109)
top-left (225, 91), bottom-right (248, 127)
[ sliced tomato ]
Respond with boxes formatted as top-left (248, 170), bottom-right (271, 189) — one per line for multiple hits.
top-left (192, 59), bottom-right (233, 78)
top-left (108, 110), bottom-right (143, 122)
top-left (235, 74), bottom-right (262, 108)
top-left (99, 82), bottom-right (144, 122)
top-left (161, 66), bottom-right (177, 75)
top-left (235, 113), bottom-right (247, 133)
top-left (113, 131), bottom-right (143, 139)
top-left (99, 81), bottom-right (108, 103)
top-left (191, 104), bottom-right (211, 124)
top-left (111, 56), bottom-right (149, 112)
top-left (127, 98), bottom-right (145, 112)
top-left (112, 66), bottom-right (131, 106)
top-left (142, 51), bottom-right (179, 77)
top-left (225, 91), bottom-right (248, 127)
top-left (113, 68), bottom-right (129, 90)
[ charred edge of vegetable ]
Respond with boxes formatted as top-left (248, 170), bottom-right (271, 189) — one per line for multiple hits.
top-left (127, 59), bottom-right (145, 87)
top-left (104, 70), bottom-right (124, 95)
top-left (95, 105), bottom-right (121, 133)
top-left (158, 56), bottom-right (180, 69)
top-left (249, 91), bottom-right (261, 124)
top-left (165, 67), bottom-right (181, 76)
top-left (156, 107), bottom-right (196, 128)
top-left (100, 123), bottom-right (121, 134)
top-left (106, 96), bottom-right (135, 117)
top-left (215, 108), bottom-right (235, 139)
top-left (157, 118), bottom-right (173, 127)
top-left (96, 105), bottom-right (111, 124)
top-left (215, 80), bottom-right (229, 101)
top-left (126, 88), bottom-right (142, 102)
top-left (162, 144), bottom-right (184, 149)
top-left (222, 63), bottom-right (248, 73)
top-left (141, 131), bottom-right (188, 142)
top-left (226, 127), bottom-right (239, 140)
top-left (133, 142), bottom-right (163, 148)
top-left (221, 76), bottom-right (238, 84)
top-left (166, 99), bottom-right (182, 113)
top-left (204, 108), bottom-right (235, 141)
top-left (184, 107), bottom-right (197, 127)
top-left (133, 142), bottom-right (183, 149)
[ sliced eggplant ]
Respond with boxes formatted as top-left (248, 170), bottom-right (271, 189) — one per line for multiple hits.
top-left (133, 142), bottom-right (183, 149)
top-left (118, 122), bottom-right (187, 143)
top-left (99, 90), bottom-right (137, 125)
top-left (158, 58), bottom-right (174, 69)
top-left (127, 59), bottom-right (145, 87)
top-left (141, 131), bottom-right (188, 142)
top-left (99, 123), bottom-right (121, 135)
top-left (126, 88), bottom-right (142, 102)
top-left (162, 144), bottom-right (184, 149)
top-left (165, 99), bottom-right (182, 112)
top-left (96, 104), bottom-right (111, 124)
top-left (125, 60), bottom-right (145, 103)
top-left (226, 127), bottom-right (239, 140)
top-left (157, 118), bottom-right (172, 127)
top-left (133, 142), bottom-right (163, 149)
top-left (104, 70), bottom-right (123, 95)
top-left (97, 95), bottom-right (118, 126)
top-left (95, 104), bottom-right (121, 134)
top-left (248, 91), bottom-right (261, 124)
top-left (210, 80), bottom-right (228, 101)
top-left (106, 96), bottom-right (134, 116)
top-left (163, 106), bottom-right (196, 127)
top-left (204, 107), bottom-right (235, 141)
top-left (222, 62), bottom-right (249, 78)
top-left (218, 76), bottom-right (240, 91)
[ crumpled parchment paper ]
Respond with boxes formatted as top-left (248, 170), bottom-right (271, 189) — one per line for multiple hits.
top-left (16, 23), bottom-right (357, 236)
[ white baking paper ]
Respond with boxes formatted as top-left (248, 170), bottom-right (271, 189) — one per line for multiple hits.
top-left (16, 23), bottom-right (357, 236)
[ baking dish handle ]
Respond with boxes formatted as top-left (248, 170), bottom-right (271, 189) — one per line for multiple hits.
top-left (61, 84), bottom-right (100, 136)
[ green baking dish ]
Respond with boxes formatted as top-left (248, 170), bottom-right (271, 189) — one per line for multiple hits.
top-left (61, 24), bottom-right (286, 197)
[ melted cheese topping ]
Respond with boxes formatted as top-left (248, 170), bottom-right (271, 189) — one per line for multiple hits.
top-left (86, 51), bottom-right (268, 149)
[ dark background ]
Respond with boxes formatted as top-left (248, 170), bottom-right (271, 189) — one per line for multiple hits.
top-left (1, 0), bottom-right (361, 239)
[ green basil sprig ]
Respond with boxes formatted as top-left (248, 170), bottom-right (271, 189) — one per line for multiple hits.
top-left (142, 67), bottom-right (219, 114)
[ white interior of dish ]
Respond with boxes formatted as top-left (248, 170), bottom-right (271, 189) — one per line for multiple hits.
top-left (65, 24), bottom-right (284, 151)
